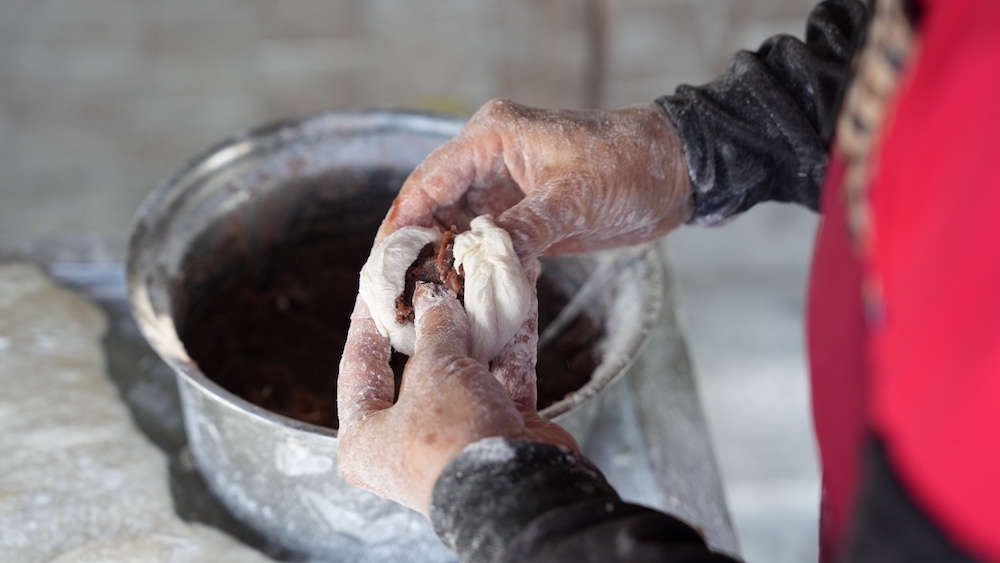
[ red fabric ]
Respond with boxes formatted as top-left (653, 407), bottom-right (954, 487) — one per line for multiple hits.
top-left (867, 0), bottom-right (1000, 560)
top-left (807, 156), bottom-right (869, 562)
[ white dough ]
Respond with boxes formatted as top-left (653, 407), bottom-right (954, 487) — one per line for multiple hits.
top-left (359, 215), bottom-right (532, 365)
top-left (453, 216), bottom-right (533, 365)
top-left (359, 225), bottom-right (441, 356)
top-left (0, 264), bottom-right (272, 563)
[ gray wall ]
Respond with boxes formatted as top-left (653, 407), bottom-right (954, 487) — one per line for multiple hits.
top-left (1, 0), bottom-right (815, 237)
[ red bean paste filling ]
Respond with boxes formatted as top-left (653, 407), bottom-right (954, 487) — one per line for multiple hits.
top-left (395, 227), bottom-right (464, 324)
top-left (179, 235), bottom-right (600, 430)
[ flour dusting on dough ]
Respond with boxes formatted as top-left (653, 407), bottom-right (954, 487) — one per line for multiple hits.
top-left (452, 215), bottom-right (533, 365)
top-left (359, 225), bottom-right (441, 356)
top-left (359, 215), bottom-right (532, 366)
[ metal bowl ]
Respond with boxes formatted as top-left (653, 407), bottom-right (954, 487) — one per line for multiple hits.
top-left (127, 111), bottom-right (665, 560)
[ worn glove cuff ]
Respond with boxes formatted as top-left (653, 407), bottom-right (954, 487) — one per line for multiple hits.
top-left (430, 437), bottom-right (617, 562)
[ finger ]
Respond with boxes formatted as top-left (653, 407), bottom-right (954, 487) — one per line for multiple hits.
top-left (496, 183), bottom-right (590, 261)
top-left (411, 283), bottom-right (471, 360)
top-left (376, 131), bottom-right (508, 245)
top-left (337, 296), bottom-right (396, 428)
top-left (498, 184), bottom-right (684, 259)
top-left (489, 266), bottom-right (539, 411)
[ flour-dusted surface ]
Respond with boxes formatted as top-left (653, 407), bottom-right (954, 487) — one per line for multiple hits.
top-left (0, 263), bottom-right (271, 563)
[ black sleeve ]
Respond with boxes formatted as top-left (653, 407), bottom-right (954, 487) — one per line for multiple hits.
top-left (429, 438), bottom-right (738, 563)
top-left (843, 439), bottom-right (978, 562)
top-left (657, 0), bottom-right (868, 225)
top-left (429, 440), bottom-right (978, 562)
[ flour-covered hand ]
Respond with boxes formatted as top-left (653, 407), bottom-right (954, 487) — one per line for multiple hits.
top-left (377, 100), bottom-right (693, 261)
top-left (337, 284), bottom-right (576, 515)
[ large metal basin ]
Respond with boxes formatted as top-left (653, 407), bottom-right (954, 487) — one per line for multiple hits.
top-left (126, 111), bottom-right (664, 560)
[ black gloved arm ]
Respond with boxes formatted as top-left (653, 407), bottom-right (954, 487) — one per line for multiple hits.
top-left (430, 438), bottom-right (738, 563)
top-left (658, 0), bottom-right (868, 225)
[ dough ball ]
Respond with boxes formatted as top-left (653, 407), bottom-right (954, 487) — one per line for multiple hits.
top-left (358, 215), bottom-right (532, 366)
top-left (453, 215), bottom-right (533, 365)
top-left (359, 225), bottom-right (441, 356)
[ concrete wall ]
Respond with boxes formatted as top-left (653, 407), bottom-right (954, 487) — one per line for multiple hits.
top-left (0, 0), bottom-right (815, 237)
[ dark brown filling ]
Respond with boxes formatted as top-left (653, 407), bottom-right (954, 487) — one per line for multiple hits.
top-left (394, 227), bottom-right (464, 324)
top-left (178, 233), bottom-right (599, 430)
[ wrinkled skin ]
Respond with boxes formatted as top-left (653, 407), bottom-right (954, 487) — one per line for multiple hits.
top-left (338, 282), bottom-right (577, 515)
top-left (338, 100), bottom-right (693, 514)
top-left (376, 99), bottom-right (694, 261)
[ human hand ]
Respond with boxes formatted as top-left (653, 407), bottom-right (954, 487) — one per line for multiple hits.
top-left (377, 100), bottom-right (693, 262)
top-left (337, 278), bottom-right (577, 515)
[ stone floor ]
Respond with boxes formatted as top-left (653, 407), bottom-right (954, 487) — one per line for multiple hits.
top-left (0, 1), bottom-right (822, 561)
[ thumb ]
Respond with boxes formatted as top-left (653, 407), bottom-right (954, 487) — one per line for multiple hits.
top-left (496, 186), bottom-right (587, 262)
top-left (412, 283), bottom-right (471, 361)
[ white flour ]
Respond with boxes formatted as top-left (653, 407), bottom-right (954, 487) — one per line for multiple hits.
top-left (0, 264), bottom-right (272, 562)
